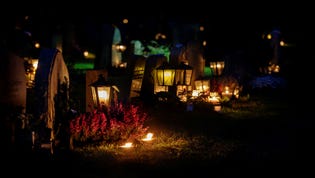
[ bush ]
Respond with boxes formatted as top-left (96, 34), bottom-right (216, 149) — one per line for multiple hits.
top-left (70, 102), bottom-right (149, 146)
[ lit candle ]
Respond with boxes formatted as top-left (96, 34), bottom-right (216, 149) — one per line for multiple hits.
top-left (120, 142), bottom-right (133, 148)
top-left (142, 133), bottom-right (154, 141)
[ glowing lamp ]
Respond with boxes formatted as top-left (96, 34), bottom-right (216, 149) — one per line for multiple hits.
top-left (175, 62), bottom-right (193, 86)
top-left (221, 86), bottom-right (232, 98)
top-left (214, 105), bottom-right (222, 112)
top-left (90, 74), bottom-right (116, 108)
top-left (156, 62), bottom-right (175, 86)
top-left (115, 43), bottom-right (127, 52)
top-left (194, 77), bottom-right (210, 94)
top-left (210, 61), bottom-right (225, 76)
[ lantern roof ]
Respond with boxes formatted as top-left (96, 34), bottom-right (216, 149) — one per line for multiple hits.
top-left (156, 62), bottom-right (176, 70)
top-left (195, 75), bottom-right (211, 81)
top-left (89, 74), bottom-right (113, 87)
top-left (176, 62), bottom-right (193, 70)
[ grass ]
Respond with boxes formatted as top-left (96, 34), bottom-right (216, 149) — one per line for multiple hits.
top-left (4, 91), bottom-right (295, 178)
top-left (70, 92), bottom-right (291, 165)
top-left (75, 132), bottom-right (240, 163)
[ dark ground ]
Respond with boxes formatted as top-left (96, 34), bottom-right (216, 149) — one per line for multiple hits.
top-left (1, 91), bottom-right (310, 178)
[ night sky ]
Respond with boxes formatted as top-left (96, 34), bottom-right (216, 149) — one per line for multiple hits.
top-left (2, 3), bottom-right (311, 61)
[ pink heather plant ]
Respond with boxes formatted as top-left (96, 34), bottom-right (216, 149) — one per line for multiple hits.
top-left (70, 102), bottom-right (149, 145)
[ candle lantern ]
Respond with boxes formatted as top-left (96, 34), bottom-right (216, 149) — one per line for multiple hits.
top-left (90, 74), bottom-right (118, 108)
top-left (174, 62), bottom-right (193, 101)
top-left (174, 62), bottom-right (193, 86)
top-left (156, 62), bottom-right (176, 86)
top-left (210, 61), bottom-right (225, 76)
top-left (194, 77), bottom-right (210, 95)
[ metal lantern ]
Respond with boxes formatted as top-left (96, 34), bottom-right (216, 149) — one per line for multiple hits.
top-left (174, 62), bottom-right (193, 102)
top-left (175, 62), bottom-right (193, 86)
top-left (194, 77), bottom-right (210, 94)
top-left (156, 62), bottom-right (176, 86)
top-left (210, 61), bottom-right (225, 76)
top-left (90, 74), bottom-right (114, 108)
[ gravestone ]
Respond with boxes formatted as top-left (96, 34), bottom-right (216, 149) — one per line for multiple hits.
top-left (0, 51), bottom-right (27, 148)
top-left (111, 26), bottom-right (123, 67)
top-left (34, 48), bottom-right (69, 150)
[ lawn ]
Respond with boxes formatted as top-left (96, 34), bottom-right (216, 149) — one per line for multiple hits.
top-left (3, 91), bottom-right (298, 178)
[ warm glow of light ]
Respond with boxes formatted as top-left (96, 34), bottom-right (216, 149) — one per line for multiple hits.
top-left (224, 86), bottom-right (230, 94)
top-left (83, 51), bottom-right (89, 57)
top-left (210, 92), bottom-right (218, 98)
top-left (98, 91), bottom-right (108, 98)
top-left (142, 133), bottom-right (154, 141)
top-left (155, 33), bottom-right (167, 40)
top-left (267, 34), bottom-right (272, 39)
top-left (280, 40), bottom-right (285, 46)
top-left (156, 64), bottom-right (175, 86)
top-left (83, 51), bottom-right (96, 59)
top-left (192, 90), bottom-right (199, 97)
top-left (98, 90), bottom-right (108, 105)
top-left (164, 71), bottom-right (172, 77)
top-left (95, 86), bottom-right (111, 106)
top-left (202, 40), bottom-right (207, 46)
top-left (35, 42), bottom-right (40, 48)
top-left (210, 61), bottom-right (225, 76)
top-left (120, 142), bottom-right (133, 148)
top-left (208, 97), bottom-right (220, 103)
top-left (233, 88), bottom-right (240, 99)
top-left (26, 58), bottom-right (39, 88)
top-left (195, 79), bottom-right (210, 93)
top-left (115, 44), bottom-right (127, 52)
top-left (196, 85), bottom-right (209, 91)
top-left (214, 105), bottom-right (221, 112)
top-left (199, 26), bottom-right (205, 31)
top-left (119, 62), bottom-right (127, 68)
top-left (123, 18), bottom-right (128, 24)
top-left (208, 92), bottom-right (220, 104)
top-left (268, 63), bottom-right (280, 74)
top-left (222, 86), bottom-right (232, 97)
top-left (32, 59), bottom-right (38, 71)
top-left (274, 65), bottom-right (280, 72)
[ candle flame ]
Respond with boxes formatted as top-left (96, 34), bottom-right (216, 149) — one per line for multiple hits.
top-left (120, 142), bottom-right (133, 148)
top-left (142, 133), bottom-right (153, 141)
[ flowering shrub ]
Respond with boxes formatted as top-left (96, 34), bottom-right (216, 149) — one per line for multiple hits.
top-left (69, 102), bottom-right (148, 145)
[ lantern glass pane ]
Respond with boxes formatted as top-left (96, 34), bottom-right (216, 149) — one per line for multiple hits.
top-left (217, 61), bottom-right (225, 75)
top-left (195, 80), bottom-right (210, 92)
top-left (91, 86), bottom-right (98, 106)
top-left (210, 61), bottom-right (225, 76)
top-left (156, 69), bottom-right (164, 86)
top-left (195, 80), bottom-right (203, 91)
top-left (97, 86), bottom-right (111, 106)
top-left (156, 68), bottom-right (175, 86)
top-left (185, 69), bottom-right (192, 85)
top-left (163, 69), bottom-right (175, 86)
top-left (210, 62), bottom-right (217, 76)
top-left (175, 69), bottom-right (184, 85)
